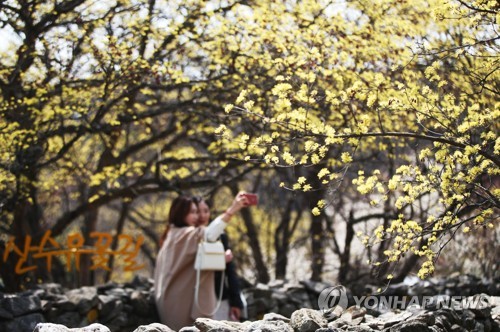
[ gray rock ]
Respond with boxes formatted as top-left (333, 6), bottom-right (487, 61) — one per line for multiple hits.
top-left (460, 309), bottom-right (476, 330)
top-left (361, 314), bottom-right (379, 329)
top-left (0, 312), bottom-right (45, 331)
top-left (492, 299), bottom-right (500, 320)
top-left (450, 324), bottom-right (467, 332)
top-left (244, 319), bottom-right (293, 332)
top-left (102, 311), bottom-right (128, 330)
top-left (178, 327), bottom-right (200, 332)
top-left (0, 304), bottom-right (14, 319)
top-left (268, 280), bottom-right (286, 289)
top-left (194, 318), bottom-right (240, 332)
top-left (53, 295), bottom-right (77, 311)
top-left (466, 294), bottom-right (492, 319)
top-left (33, 322), bottom-right (111, 331)
top-left (104, 287), bottom-right (127, 298)
top-left (132, 323), bottom-right (175, 332)
top-left (50, 311), bottom-right (81, 327)
top-left (126, 276), bottom-right (154, 290)
top-left (33, 323), bottom-right (71, 332)
top-left (407, 311), bottom-right (435, 326)
top-left (262, 312), bottom-right (290, 322)
top-left (131, 290), bottom-right (151, 316)
top-left (389, 320), bottom-right (431, 332)
top-left (328, 319), bottom-right (347, 329)
top-left (378, 311), bottom-right (413, 328)
top-left (254, 283), bottom-right (271, 292)
top-left (97, 295), bottom-right (118, 315)
top-left (344, 306), bottom-right (367, 321)
top-left (473, 320), bottom-right (486, 332)
top-left (0, 294), bottom-right (42, 316)
top-left (434, 315), bottom-right (452, 331)
top-left (290, 308), bottom-right (328, 332)
top-left (66, 287), bottom-right (98, 314)
top-left (344, 326), bottom-right (375, 332)
top-left (35, 283), bottom-right (65, 296)
top-left (271, 290), bottom-right (288, 302)
top-left (322, 305), bottom-right (344, 321)
top-left (435, 308), bottom-right (461, 326)
top-left (97, 295), bottom-right (123, 322)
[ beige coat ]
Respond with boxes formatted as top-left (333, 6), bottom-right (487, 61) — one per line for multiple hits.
top-left (154, 219), bottom-right (226, 331)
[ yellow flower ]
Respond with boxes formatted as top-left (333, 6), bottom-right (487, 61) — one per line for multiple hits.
top-left (317, 168), bottom-right (330, 179)
top-left (341, 152), bottom-right (352, 163)
top-left (236, 90), bottom-right (248, 104)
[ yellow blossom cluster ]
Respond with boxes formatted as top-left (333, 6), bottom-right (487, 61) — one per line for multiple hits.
top-left (213, 0), bottom-right (499, 279)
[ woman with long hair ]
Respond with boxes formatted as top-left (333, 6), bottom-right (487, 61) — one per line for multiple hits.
top-left (193, 196), bottom-right (245, 322)
top-left (154, 193), bottom-right (249, 330)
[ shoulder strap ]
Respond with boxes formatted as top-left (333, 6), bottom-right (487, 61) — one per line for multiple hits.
top-left (194, 267), bottom-right (225, 317)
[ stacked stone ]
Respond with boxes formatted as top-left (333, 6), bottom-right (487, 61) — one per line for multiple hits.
top-left (1, 274), bottom-right (499, 331)
top-left (33, 303), bottom-right (500, 332)
top-left (0, 276), bottom-right (158, 332)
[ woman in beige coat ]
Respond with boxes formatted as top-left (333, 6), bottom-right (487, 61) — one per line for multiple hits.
top-left (154, 193), bottom-right (249, 331)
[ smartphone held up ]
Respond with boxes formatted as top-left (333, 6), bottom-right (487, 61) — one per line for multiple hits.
top-left (242, 193), bottom-right (258, 206)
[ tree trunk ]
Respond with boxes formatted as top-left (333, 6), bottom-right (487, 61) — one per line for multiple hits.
top-left (310, 217), bottom-right (324, 281)
top-left (230, 185), bottom-right (270, 283)
top-left (274, 199), bottom-right (293, 280)
top-left (0, 142), bottom-right (56, 291)
top-left (239, 206), bottom-right (270, 283)
top-left (105, 202), bottom-right (130, 282)
top-left (79, 139), bottom-right (117, 286)
top-left (307, 175), bottom-right (326, 281)
top-left (338, 211), bottom-right (355, 283)
top-left (79, 201), bottom-right (99, 286)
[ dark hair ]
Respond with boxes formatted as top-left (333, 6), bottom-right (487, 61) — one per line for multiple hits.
top-left (169, 196), bottom-right (196, 227)
top-left (193, 195), bottom-right (210, 208)
top-left (159, 195), bottom-right (196, 247)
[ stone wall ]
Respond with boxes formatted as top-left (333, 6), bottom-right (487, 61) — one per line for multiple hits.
top-left (1, 274), bottom-right (499, 332)
top-left (0, 277), bottom-right (157, 332)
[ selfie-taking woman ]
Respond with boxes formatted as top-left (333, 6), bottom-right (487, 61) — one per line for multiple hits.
top-left (154, 193), bottom-right (249, 330)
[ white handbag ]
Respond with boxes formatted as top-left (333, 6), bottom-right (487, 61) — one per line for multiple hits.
top-left (194, 240), bottom-right (226, 271)
top-left (194, 239), bottom-right (226, 316)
